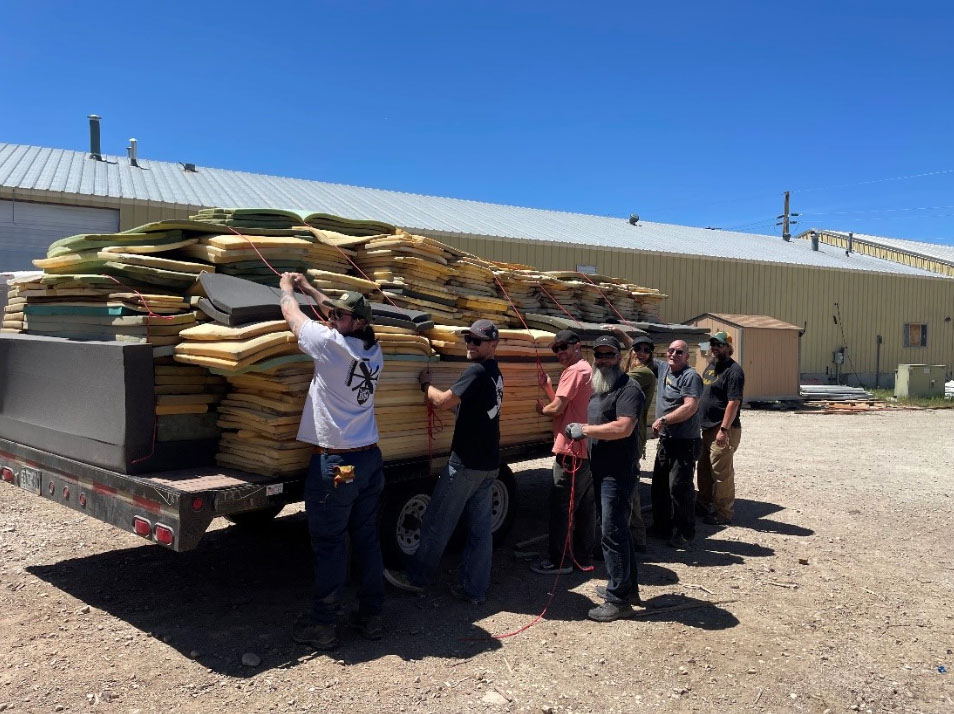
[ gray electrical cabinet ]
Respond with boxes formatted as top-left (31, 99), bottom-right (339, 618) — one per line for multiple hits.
top-left (895, 364), bottom-right (947, 398)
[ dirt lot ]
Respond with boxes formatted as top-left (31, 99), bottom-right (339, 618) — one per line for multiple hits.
top-left (2, 410), bottom-right (954, 713)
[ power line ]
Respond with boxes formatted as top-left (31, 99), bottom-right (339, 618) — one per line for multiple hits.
top-left (793, 168), bottom-right (954, 195)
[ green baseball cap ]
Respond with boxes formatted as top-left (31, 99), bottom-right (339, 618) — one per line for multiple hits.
top-left (322, 291), bottom-right (373, 324)
top-left (710, 330), bottom-right (732, 345)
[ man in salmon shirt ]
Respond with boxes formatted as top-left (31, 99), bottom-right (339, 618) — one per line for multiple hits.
top-left (530, 330), bottom-right (596, 575)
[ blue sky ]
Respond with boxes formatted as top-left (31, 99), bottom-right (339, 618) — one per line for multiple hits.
top-left (2, 1), bottom-right (953, 244)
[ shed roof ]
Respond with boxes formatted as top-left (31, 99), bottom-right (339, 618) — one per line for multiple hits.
top-left (0, 142), bottom-right (945, 279)
top-left (687, 313), bottom-right (802, 330)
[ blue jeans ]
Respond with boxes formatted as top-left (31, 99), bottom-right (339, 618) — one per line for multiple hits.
top-left (408, 457), bottom-right (498, 600)
top-left (594, 473), bottom-right (640, 604)
top-left (304, 447), bottom-right (385, 625)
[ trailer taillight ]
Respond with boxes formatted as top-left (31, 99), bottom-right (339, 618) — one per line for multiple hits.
top-left (79, 493), bottom-right (87, 508)
top-left (1, 467), bottom-right (13, 483)
top-left (62, 486), bottom-right (70, 500)
top-left (132, 516), bottom-right (151, 537)
top-left (192, 497), bottom-right (205, 511)
top-left (154, 524), bottom-right (174, 546)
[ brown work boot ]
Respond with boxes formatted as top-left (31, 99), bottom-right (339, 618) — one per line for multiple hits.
top-left (292, 616), bottom-right (339, 650)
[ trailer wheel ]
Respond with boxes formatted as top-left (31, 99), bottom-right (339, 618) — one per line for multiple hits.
top-left (379, 466), bottom-right (518, 568)
top-left (380, 479), bottom-right (433, 567)
top-left (225, 504), bottom-right (285, 527)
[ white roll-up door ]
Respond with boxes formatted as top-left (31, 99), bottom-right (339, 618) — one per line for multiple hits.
top-left (0, 200), bottom-right (120, 270)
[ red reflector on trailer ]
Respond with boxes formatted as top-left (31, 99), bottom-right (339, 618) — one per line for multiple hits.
top-left (1, 467), bottom-right (13, 482)
top-left (132, 517), bottom-right (151, 537)
top-left (192, 497), bottom-right (205, 511)
top-left (48, 481), bottom-right (55, 495)
top-left (79, 493), bottom-right (87, 507)
top-left (154, 524), bottom-right (174, 546)
top-left (62, 486), bottom-right (70, 500)
top-left (133, 495), bottom-right (161, 514)
top-left (93, 483), bottom-right (117, 496)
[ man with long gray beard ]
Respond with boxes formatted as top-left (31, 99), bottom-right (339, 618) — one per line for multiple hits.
top-left (563, 335), bottom-right (644, 622)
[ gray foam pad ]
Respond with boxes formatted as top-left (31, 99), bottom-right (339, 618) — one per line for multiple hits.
top-left (0, 334), bottom-right (215, 474)
top-left (199, 273), bottom-right (318, 325)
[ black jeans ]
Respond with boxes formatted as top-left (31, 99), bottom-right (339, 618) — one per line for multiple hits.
top-left (594, 473), bottom-right (640, 604)
top-left (651, 437), bottom-right (702, 540)
top-left (548, 456), bottom-right (597, 566)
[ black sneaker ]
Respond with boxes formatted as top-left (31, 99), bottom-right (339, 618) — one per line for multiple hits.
top-left (529, 558), bottom-right (572, 575)
top-left (449, 583), bottom-right (485, 605)
top-left (595, 584), bottom-right (643, 606)
top-left (292, 617), bottom-right (339, 650)
top-left (588, 601), bottom-right (635, 622)
top-left (348, 612), bottom-right (383, 641)
top-left (703, 514), bottom-right (731, 526)
top-left (384, 568), bottom-right (425, 595)
top-left (668, 533), bottom-right (693, 550)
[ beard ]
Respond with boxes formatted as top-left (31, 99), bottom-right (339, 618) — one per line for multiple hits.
top-left (591, 364), bottom-right (623, 395)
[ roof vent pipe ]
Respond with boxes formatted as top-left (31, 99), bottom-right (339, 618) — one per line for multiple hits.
top-left (127, 138), bottom-right (138, 167)
top-left (847, 232), bottom-right (853, 253)
top-left (88, 115), bottom-right (102, 161)
top-left (810, 230), bottom-right (819, 251)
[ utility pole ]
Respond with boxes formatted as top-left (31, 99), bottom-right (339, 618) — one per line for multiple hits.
top-left (776, 191), bottom-right (799, 241)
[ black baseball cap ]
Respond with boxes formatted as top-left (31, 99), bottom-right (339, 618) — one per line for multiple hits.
top-left (322, 291), bottom-right (373, 323)
top-left (632, 335), bottom-right (654, 349)
top-left (592, 335), bottom-right (621, 353)
top-left (460, 319), bottom-right (499, 341)
top-left (551, 329), bottom-right (580, 346)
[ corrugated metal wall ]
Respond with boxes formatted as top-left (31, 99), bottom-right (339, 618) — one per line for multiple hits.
top-left (425, 230), bottom-right (954, 380)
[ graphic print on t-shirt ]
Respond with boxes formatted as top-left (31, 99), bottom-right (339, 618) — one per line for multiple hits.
top-left (347, 357), bottom-right (380, 405)
top-left (488, 375), bottom-right (504, 419)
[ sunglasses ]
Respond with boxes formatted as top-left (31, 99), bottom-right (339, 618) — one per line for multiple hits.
top-left (667, 348), bottom-right (685, 355)
top-left (551, 343), bottom-right (571, 354)
top-left (635, 345), bottom-right (653, 353)
top-left (330, 308), bottom-right (353, 320)
top-left (463, 334), bottom-right (486, 345)
top-left (594, 350), bottom-right (619, 359)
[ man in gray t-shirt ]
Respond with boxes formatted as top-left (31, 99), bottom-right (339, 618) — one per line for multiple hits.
top-left (650, 340), bottom-right (703, 548)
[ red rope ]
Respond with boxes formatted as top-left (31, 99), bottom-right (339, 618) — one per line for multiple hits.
top-left (537, 283), bottom-right (585, 328)
top-left (491, 272), bottom-right (547, 392)
top-left (575, 272), bottom-right (636, 329)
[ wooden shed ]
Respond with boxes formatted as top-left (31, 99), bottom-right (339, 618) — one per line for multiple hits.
top-left (685, 313), bottom-right (803, 402)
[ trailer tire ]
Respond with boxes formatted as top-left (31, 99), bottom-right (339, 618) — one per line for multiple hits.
top-left (379, 466), bottom-right (518, 568)
top-left (225, 504), bottom-right (285, 527)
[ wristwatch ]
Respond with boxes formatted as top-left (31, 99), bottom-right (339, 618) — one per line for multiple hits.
top-left (660, 417), bottom-right (668, 426)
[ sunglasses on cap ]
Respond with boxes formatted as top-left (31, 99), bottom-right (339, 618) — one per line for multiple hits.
top-left (667, 348), bottom-right (685, 355)
top-left (594, 350), bottom-right (619, 359)
top-left (463, 334), bottom-right (486, 345)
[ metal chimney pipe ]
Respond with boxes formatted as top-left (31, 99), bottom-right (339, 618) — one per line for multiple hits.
top-left (88, 115), bottom-right (102, 160)
top-left (127, 138), bottom-right (138, 167)
top-left (848, 232), bottom-right (854, 253)
top-left (810, 230), bottom-right (819, 251)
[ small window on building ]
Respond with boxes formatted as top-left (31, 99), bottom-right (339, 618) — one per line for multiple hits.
top-left (903, 323), bottom-right (927, 348)
top-left (576, 264), bottom-right (597, 275)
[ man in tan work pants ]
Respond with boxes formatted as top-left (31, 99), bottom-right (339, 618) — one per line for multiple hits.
top-left (696, 331), bottom-right (744, 526)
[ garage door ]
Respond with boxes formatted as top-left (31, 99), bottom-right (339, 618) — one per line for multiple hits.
top-left (0, 200), bottom-right (120, 270)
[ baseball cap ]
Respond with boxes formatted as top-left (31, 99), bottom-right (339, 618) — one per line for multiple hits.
top-left (322, 291), bottom-right (373, 324)
top-left (632, 335), bottom-right (654, 349)
top-left (710, 330), bottom-right (732, 345)
top-left (592, 335), bottom-right (621, 353)
top-left (459, 319), bottom-right (499, 341)
top-left (551, 329), bottom-right (581, 346)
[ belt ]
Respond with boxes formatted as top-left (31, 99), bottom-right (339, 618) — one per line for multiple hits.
top-left (314, 443), bottom-right (377, 455)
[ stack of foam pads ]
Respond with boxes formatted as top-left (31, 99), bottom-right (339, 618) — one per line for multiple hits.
top-left (306, 270), bottom-right (378, 300)
top-left (353, 231), bottom-right (465, 324)
top-left (179, 233), bottom-right (312, 285)
top-left (1, 278), bottom-right (26, 333)
top-left (492, 268), bottom-right (543, 319)
top-left (543, 271), bottom-right (667, 324)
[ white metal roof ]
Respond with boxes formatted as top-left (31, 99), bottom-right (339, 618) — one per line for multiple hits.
top-left (0, 142), bottom-right (944, 279)
top-left (811, 228), bottom-right (954, 267)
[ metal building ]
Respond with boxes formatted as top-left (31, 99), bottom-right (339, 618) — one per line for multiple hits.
top-left (2, 141), bottom-right (952, 386)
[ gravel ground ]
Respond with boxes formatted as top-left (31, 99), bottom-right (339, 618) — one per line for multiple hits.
top-left (1, 410), bottom-right (953, 713)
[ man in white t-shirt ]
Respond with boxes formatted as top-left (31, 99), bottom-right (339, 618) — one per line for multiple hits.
top-left (279, 272), bottom-right (384, 651)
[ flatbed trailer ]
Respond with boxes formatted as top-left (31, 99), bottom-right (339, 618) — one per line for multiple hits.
top-left (0, 436), bottom-right (552, 563)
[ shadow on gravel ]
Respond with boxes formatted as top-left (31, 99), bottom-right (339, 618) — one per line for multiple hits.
top-left (27, 512), bottom-right (502, 677)
top-left (732, 498), bottom-right (815, 537)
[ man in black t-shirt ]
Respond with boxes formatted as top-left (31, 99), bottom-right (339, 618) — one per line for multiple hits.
top-left (564, 335), bottom-right (645, 622)
top-left (696, 331), bottom-right (744, 526)
top-left (385, 320), bottom-right (503, 604)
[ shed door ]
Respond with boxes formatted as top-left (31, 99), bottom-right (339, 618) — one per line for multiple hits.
top-left (0, 200), bottom-right (120, 270)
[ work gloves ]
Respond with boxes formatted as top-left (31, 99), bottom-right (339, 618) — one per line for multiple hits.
top-left (564, 423), bottom-right (585, 441)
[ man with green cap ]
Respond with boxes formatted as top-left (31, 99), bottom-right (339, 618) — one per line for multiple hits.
top-left (696, 331), bottom-right (744, 526)
top-left (279, 272), bottom-right (385, 650)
